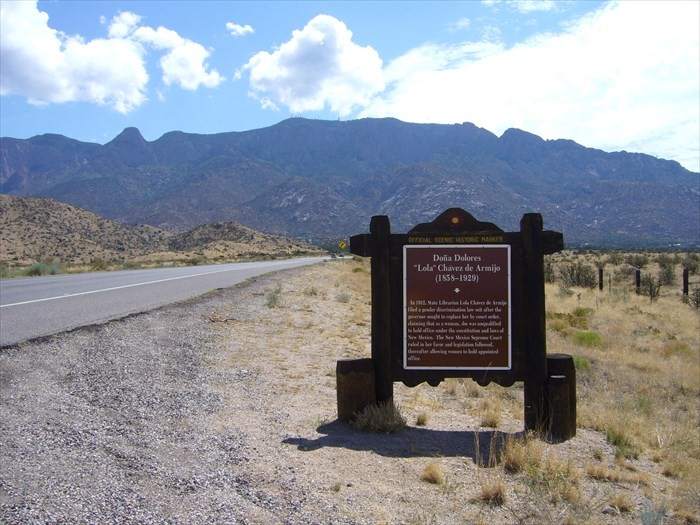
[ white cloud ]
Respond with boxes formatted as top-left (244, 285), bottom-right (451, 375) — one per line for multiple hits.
top-left (131, 25), bottom-right (224, 90)
top-left (0, 1), bottom-right (148, 112)
top-left (107, 11), bottom-right (142, 38)
top-left (481, 0), bottom-right (556, 13)
top-left (159, 41), bottom-right (224, 90)
top-left (508, 0), bottom-right (557, 13)
top-left (0, 1), bottom-right (223, 113)
top-left (361, 1), bottom-right (700, 172)
top-left (226, 22), bottom-right (254, 37)
top-left (243, 14), bottom-right (384, 116)
top-left (449, 18), bottom-right (471, 32)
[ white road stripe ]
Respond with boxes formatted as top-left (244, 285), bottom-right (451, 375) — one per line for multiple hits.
top-left (0, 266), bottom-right (248, 308)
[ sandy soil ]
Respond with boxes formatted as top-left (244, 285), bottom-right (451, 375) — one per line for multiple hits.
top-left (0, 259), bottom-right (678, 524)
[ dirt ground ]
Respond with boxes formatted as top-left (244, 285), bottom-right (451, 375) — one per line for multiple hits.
top-left (0, 258), bottom-right (687, 524)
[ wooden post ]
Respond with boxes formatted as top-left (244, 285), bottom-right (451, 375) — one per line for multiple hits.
top-left (336, 359), bottom-right (375, 421)
top-left (683, 268), bottom-right (689, 296)
top-left (635, 269), bottom-right (641, 294)
top-left (547, 376), bottom-right (570, 442)
top-left (598, 268), bottom-right (604, 291)
top-left (370, 215), bottom-right (393, 403)
top-left (520, 213), bottom-right (548, 433)
top-left (546, 353), bottom-right (576, 439)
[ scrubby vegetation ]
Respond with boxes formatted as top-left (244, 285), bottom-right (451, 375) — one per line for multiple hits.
top-left (391, 249), bottom-right (699, 523)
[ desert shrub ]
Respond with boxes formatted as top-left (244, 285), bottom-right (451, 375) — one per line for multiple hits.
top-left (658, 264), bottom-right (676, 286)
top-left (613, 265), bottom-right (636, 283)
top-left (683, 288), bottom-right (700, 309)
top-left (335, 291), bottom-right (351, 303)
top-left (90, 258), bottom-right (109, 271)
top-left (558, 261), bottom-right (597, 288)
top-left (626, 254), bottom-right (649, 269)
top-left (606, 428), bottom-right (639, 459)
top-left (682, 254), bottom-right (698, 275)
top-left (121, 260), bottom-right (142, 270)
top-left (572, 355), bottom-right (591, 372)
top-left (266, 284), bottom-right (283, 308)
top-left (24, 261), bottom-right (63, 276)
top-left (639, 274), bottom-right (662, 302)
top-left (640, 502), bottom-right (667, 525)
top-left (606, 252), bottom-right (624, 265)
top-left (544, 259), bottom-right (556, 283)
top-left (352, 401), bottom-right (406, 433)
top-left (573, 331), bottom-right (602, 347)
top-left (303, 286), bottom-right (319, 296)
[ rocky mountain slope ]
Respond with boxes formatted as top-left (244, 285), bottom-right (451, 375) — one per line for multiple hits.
top-left (0, 194), bottom-right (320, 265)
top-left (2, 118), bottom-right (698, 247)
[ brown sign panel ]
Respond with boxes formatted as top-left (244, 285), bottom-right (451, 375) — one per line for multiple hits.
top-left (403, 245), bottom-right (511, 370)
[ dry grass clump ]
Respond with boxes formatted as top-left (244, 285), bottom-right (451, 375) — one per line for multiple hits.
top-left (479, 398), bottom-right (502, 428)
top-left (420, 462), bottom-right (445, 485)
top-left (609, 492), bottom-right (633, 513)
top-left (351, 400), bottom-right (407, 433)
top-left (585, 461), bottom-right (650, 485)
top-left (502, 434), bottom-right (544, 474)
top-left (477, 477), bottom-right (506, 506)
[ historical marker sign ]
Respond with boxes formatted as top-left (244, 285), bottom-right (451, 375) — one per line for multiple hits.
top-left (404, 245), bottom-right (511, 370)
top-left (349, 208), bottom-right (569, 436)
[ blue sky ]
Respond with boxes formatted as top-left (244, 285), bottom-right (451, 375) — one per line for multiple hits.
top-left (1, 0), bottom-right (698, 172)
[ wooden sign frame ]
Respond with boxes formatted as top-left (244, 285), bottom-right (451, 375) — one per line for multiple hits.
top-left (350, 208), bottom-right (564, 432)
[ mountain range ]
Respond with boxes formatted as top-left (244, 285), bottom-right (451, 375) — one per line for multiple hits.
top-left (1, 117), bottom-right (698, 248)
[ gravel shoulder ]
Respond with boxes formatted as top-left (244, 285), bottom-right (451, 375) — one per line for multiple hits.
top-left (0, 260), bottom-right (675, 524)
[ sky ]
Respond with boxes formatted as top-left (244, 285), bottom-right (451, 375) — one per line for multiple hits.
top-left (1, 0), bottom-right (698, 173)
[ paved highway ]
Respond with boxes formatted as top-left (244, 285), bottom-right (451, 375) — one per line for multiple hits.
top-left (0, 257), bottom-right (325, 347)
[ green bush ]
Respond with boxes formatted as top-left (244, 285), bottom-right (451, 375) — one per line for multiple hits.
top-left (626, 254), bottom-right (649, 269)
top-left (558, 261), bottom-right (597, 289)
top-left (605, 252), bottom-right (624, 265)
top-left (573, 331), bottom-right (603, 347)
top-left (658, 265), bottom-right (676, 286)
top-left (682, 255), bottom-right (698, 275)
top-left (24, 261), bottom-right (63, 276)
top-left (572, 355), bottom-right (591, 372)
top-left (606, 428), bottom-right (639, 459)
top-left (266, 284), bottom-right (283, 308)
top-left (639, 274), bottom-right (662, 302)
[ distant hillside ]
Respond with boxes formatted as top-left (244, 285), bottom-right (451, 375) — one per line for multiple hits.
top-left (2, 118), bottom-right (698, 247)
top-left (0, 195), bottom-right (321, 266)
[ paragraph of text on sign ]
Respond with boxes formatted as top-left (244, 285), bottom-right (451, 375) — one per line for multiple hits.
top-left (403, 245), bottom-right (511, 370)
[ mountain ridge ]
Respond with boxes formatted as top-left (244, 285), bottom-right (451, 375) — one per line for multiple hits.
top-left (0, 194), bottom-right (321, 265)
top-left (1, 117), bottom-right (698, 247)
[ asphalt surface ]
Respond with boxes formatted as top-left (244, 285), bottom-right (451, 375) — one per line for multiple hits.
top-left (0, 257), bottom-right (324, 347)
